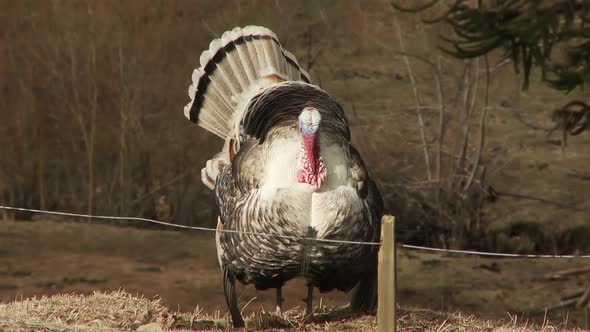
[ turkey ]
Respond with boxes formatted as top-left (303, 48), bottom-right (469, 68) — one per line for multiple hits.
top-left (183, 26), bottom-right (383, 328)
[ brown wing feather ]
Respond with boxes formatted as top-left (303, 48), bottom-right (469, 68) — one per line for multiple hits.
top-left (350, 145), bottom-right (381, 202)
top-left (231, 139), bottom-right (265, 192)
top-left (348, 144), bottom-right (382, 312)
top-left (216, 138), bottom-right (264, 224)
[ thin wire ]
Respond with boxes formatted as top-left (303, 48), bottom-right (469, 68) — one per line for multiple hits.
top-left (401, 244), bottom-right (590, 258)
top-left (3, 205), bottom-right (590, 258)
top-left (0, 206), bottom-right (381, 246)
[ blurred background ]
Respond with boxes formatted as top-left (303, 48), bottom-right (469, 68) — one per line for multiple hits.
top-left (1, 0), bottom-right (590, 328)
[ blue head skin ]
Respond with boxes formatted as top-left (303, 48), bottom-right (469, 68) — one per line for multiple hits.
top-left (298, 107), bottom-right (321, 134)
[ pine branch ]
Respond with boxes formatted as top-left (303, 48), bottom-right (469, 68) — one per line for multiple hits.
top-left (391, 0), bottom-right (590, 92)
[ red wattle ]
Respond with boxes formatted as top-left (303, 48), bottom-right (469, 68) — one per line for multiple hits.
top-left (298, 132), bottom-right (327, 190)
top-left (301, 133), bottom-right (320, 173)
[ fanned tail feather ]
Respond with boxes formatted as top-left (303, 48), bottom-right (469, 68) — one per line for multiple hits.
top-left (184, 26), bottom-right (311, 139)
top-left (185, 26), bottom-right (310, 190)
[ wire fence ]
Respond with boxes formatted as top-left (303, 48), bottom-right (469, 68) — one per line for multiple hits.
top-left (0, 205), bottom-right (380, 246)
top-left (2, 205), bottom-right (590, 258)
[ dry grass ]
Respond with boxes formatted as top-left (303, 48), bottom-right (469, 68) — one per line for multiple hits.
top-left (0, 291), bottom-right (162, 331)
top-left (0, 290), bottom-right (224, 332)
top-left (0, 291), bottom-right (586, 331)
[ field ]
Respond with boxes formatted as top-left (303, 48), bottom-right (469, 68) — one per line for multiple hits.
top-left (2, 219), bottom-right (590, 331)
top-left (2, 1), bottom-right (590, 331)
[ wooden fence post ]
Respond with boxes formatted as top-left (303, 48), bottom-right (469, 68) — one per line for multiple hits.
top-left (378, 215), bottom-right (396, 332)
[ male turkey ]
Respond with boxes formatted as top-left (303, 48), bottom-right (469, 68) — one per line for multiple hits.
top-left (184, 26), bottom-right (383, 328)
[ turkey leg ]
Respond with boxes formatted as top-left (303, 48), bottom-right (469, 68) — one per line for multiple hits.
top-left (276, 287), bottom-right (283, 314)
top-left (305, 285), bottom-right (314, 315)
top-left (223, 269), bottom-right (245, 328)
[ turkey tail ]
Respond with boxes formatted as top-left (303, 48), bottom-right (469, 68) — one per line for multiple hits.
top-left (184, 26), bottom-right (311, 139)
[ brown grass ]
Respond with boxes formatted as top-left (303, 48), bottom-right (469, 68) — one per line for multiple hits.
top-left (0, 290), bottom-right (586, 331)
top-left (0, 290), bottom-right (224, 331)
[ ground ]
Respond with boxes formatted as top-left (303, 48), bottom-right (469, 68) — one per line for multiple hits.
top-left (1, 220), bottom-right (590, 330)
top-left (1, 2), bottom-right (590, 331)
top-left (1, 291), bottom-right (585, 332)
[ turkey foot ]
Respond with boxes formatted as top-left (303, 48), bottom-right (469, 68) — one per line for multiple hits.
top-left (275, 287), bottom-right (283, 314)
